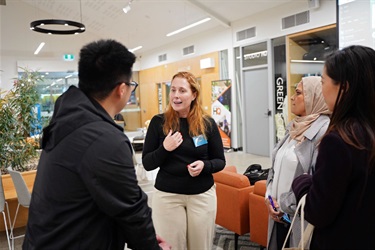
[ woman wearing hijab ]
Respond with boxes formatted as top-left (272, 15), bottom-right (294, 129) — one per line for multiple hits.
top-left (265, 76), bottom-right (331, 249)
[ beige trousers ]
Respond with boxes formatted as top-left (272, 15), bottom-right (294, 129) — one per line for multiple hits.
top-left (151, 185), bottom-right (217, 250)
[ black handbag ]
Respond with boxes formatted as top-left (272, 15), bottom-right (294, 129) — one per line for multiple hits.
top-left (243, 164), bottom-right (269, 185)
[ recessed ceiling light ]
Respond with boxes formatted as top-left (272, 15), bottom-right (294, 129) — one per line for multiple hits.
top-left (34, 42), bottom-right (45, 55)
top-left (123, 5), bottom-right (131, 13)
top-left (166, 18), bottom-right (211, 37)
top-left (123, 0), bottom-right (133, 14)
top-left (129, 46), bottom-right (143, 53)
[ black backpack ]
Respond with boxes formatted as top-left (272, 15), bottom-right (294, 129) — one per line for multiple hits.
top-left (243, 164), bottom-right (269, 185)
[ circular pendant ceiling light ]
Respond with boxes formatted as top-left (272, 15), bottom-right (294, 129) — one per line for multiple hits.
top-left (30, 19), bottom-right (86, 35)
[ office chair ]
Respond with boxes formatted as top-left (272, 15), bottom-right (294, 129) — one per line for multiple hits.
top-left (0, 171), bottom-right (12, 250)
top-left (7, 167), bottom-right (32, 250)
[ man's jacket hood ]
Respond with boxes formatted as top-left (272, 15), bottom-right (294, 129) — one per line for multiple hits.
top-left (41, 86), bottom-right (122, 151)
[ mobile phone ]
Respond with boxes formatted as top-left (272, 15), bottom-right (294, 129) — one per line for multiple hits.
top-left (268, 195), bottom-right (291, 224)
top-left (267, 195), bottom-right (278, 212)
top-left (280, 213), bottom-right (291, 224)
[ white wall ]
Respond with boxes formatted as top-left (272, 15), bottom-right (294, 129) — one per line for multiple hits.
top-left (139, 0), bottom-right (336, 74)
top-left (138, 26), bottom-right (233, 70)
top-left (232, 0), bottom-right (336, 48)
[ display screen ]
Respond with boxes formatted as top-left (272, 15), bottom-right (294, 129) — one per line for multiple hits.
top-left (338, 0), bottom-right (375, 49)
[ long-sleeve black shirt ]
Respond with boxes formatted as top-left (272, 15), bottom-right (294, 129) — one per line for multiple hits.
top-left (142, 114), bottom-right (226, 195)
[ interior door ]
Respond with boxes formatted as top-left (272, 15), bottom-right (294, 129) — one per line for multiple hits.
top-left (243, 67), bottom-right (270, 156)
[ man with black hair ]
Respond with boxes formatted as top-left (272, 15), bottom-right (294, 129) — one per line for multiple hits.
top-left (24, 39), bottom-right (170, 250)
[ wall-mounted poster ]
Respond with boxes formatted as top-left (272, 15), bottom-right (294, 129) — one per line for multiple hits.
top-left (211, 79), bottom-right (231, 149)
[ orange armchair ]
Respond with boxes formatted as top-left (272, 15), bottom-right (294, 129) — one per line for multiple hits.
top-left (249, 180), bottom-right (268, 248)
top-left (213, 166), bottom-right (254, 250)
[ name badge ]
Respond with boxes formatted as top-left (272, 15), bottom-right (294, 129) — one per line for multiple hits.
top-left (192, 135), bottom-right (208, 147)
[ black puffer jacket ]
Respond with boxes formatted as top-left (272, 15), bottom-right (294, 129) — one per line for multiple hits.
top-left (24, 86), bottom-right (160, 250)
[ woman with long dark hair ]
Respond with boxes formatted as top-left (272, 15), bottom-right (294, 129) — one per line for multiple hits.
top-left (292, 45), bottom-right (375, 249)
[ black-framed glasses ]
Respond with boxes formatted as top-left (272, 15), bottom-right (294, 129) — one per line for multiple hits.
top-left (125, 81), bottom-right (138, 93)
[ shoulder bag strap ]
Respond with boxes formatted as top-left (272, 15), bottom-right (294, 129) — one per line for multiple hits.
top-left (282, 194), bottom-right (314, 250)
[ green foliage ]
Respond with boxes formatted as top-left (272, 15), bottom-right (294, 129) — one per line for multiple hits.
top-left (0, 68), bottom-right (41, 171)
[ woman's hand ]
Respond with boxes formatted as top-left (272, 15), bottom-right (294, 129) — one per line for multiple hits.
top-left (163, 129), bottom-right (183, 151)
top-left (265, 196), bottom-right (283, 223)
top-left (187, 160), bottom-right (204, 177)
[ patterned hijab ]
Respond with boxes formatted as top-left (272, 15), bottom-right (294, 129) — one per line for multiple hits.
top-left (289, 76), bottom-right (331, 142)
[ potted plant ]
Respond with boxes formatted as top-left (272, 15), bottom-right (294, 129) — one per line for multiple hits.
top-left (0, 68), bottom-right (42, 173)
top-left (0, 68), bottom-right (41, 231)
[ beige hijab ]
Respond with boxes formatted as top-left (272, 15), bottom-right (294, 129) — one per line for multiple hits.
top-left (289, 76), bottom-right (331, 142)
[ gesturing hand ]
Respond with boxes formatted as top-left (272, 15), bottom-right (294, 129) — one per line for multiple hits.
top-left (163, 129), bottom-right (183, 151)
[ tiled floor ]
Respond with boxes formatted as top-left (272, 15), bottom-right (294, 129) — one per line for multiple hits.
top-left (0, 151), bottom-right (271, 250)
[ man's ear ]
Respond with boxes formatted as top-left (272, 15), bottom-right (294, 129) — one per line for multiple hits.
top-left (116, 83), bottom-right (126, 97)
